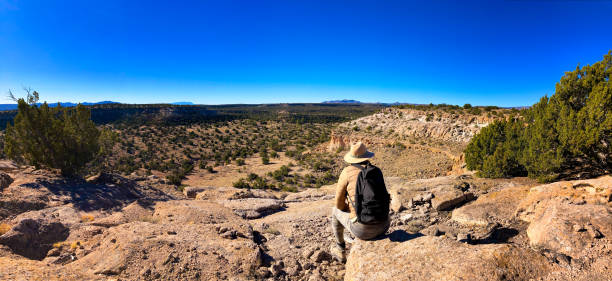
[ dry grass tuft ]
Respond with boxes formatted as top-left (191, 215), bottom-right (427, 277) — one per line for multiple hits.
top-left (80, 214), bottom-right (95, 222)
top-left (0, 223), bottom-right (11, 235)
top-left (70, 241), bottom-right (81, 250)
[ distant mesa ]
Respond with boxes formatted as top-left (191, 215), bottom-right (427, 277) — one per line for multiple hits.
top-left (171, 102), bottom-right (195, 105)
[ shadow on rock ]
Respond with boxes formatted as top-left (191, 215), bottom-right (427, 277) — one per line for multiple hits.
top-left (21, 173), bottom-right (173, 212)
top-left (381, 230), bottom-right (424, 243)
top-left (471, 227), bottom-right (520, 245)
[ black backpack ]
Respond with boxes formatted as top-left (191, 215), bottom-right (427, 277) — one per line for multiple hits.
top-left (347, 162), bottom-right (390, 225)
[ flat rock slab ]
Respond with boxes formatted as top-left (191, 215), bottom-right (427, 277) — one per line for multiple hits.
top-left (345, 235), bottom-right (558, 281)
top-left (218, 198), bottom-right (285, 219)
top-left (283, 188), bottom-right (334, 202)
top-left (452, 185), bottom-right (530, 226)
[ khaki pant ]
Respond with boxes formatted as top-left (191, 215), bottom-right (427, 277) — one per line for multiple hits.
top-left (331, 207), bottom-right (390, 244)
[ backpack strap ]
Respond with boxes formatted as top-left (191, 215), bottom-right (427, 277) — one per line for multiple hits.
top-left (346, 163), bottom-right (367, 221)
top-left (346, 189), bottom-right (356, 213)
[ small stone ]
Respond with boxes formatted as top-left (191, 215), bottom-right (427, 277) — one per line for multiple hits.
top-left (585, 225), bottom-right (603, 239)
top-left (572, 224), bottom-right (585, 232)
top-left (457, 233), bottom-right (471, 243)
top-left (256, 267), bottom-right (271, 278)
top-left (302, 248), bottom-right (315, 259)
top-left (310, 250), bottom-right (332, 263)
top-left (269, 261), bottom-right (284, 276)
top-left (421, 226), bottom-right (441, 236)
top-left (47, 247), bottom-right (61, 257)
top-left (400, 213), bottom-right (414, 223)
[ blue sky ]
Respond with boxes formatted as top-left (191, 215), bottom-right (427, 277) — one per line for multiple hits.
top-left (0, 0), bottom-right (610, 106)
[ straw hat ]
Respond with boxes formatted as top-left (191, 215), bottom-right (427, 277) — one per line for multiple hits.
top-left (344, 142), bottom-right (375, 164)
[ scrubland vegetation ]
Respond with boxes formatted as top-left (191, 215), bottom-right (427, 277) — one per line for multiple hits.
top-left (0, 100), bottom-right (381, 190)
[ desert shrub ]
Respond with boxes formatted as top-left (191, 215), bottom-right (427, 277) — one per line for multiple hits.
top-left (4, 90), bottom-right (101, 176)
top-left (166, 170), bottom-right (184, 185)
top-left (468, 107), bottom-right (482, 115)
top-left (235, 158), bottom-right (245, 166)
top-left (465, 51), bottom-right (612, 182)
top-left (425, 113), bottom-right (433, 122)
top-left (233, 178), bottom-right (250, 189)
top-left (247, 173), bottom-right (259, 181)
top-left (252, 177), bottom-right (268, 189)
top-left (281, 184), bottom-right (298, 192)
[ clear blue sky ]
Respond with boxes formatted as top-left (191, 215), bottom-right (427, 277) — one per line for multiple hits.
top-left (0, 0), bottom-right (610, 106)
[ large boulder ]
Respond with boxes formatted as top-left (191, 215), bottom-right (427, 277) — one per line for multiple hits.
top-left (430, 185), bottom-right (474, 211)
top-left (70, 200), bottom-right (262, 280)
top-left (345, 235), bottom-right (557, 281)
top-left (0, 217), bottom-right (69, 260)
top-left (0, 172), bottom-right (13, 190)
top-left (183, 186), bottom-right (207, 198)
top-left (0, 205), bottom-right (84, 260)
top-left (387, 176), bottom-right (477, 213)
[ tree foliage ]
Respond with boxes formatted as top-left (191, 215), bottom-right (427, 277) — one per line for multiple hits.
top-left (465, 51), bottom-right (611, 182)
top-left (4, 90), bottom-right (101, 176)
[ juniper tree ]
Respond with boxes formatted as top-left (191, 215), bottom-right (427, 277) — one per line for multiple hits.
top-left (465, 51), bottom-right (612, 182)
top-left (4, 90), bottom-right (100, 176)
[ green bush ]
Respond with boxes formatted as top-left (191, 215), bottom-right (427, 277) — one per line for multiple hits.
top-left (4, 91), bottom-right (101, 176)
top-left (465, 51), bottom-right (612, 182)
top-left (233, 178), bottom-right (250, 189)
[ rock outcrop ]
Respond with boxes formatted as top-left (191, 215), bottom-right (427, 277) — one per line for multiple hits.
top-left (70, 200), bottom-right (262, 280)
top-left (338, 108), bottom-right (499, 144)
top-left (515, 176), bottom-right (612, 260)
top-left (1, 163), bottom-right (611, 280)
top-left (218, 198), bottom-right (285, 219)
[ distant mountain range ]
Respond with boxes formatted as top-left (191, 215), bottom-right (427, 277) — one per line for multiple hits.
top-left (322, 99), bottom-right (362, 104)
top-left (0, 101), bottom-right (120, 111)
